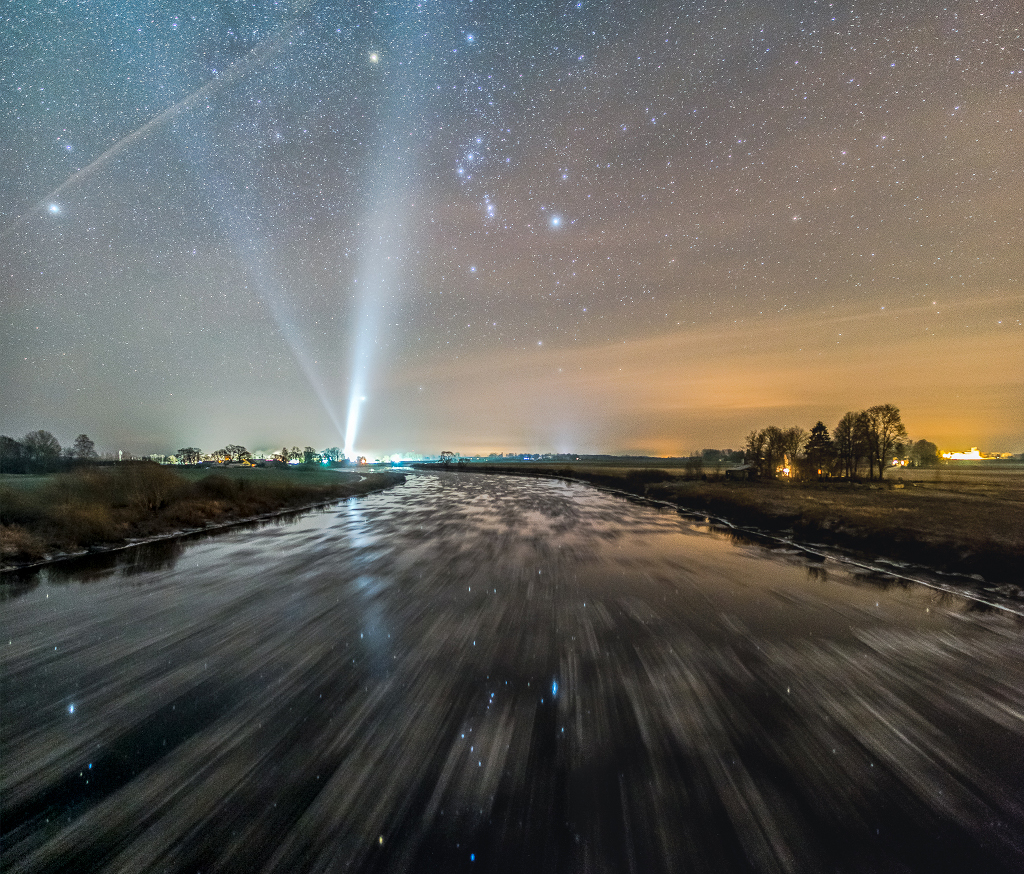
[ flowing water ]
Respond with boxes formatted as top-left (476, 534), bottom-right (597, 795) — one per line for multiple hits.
top-left (3, 471), bottom-right (1023, 873)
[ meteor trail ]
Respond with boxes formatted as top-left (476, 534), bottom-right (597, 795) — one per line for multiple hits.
top-left (0, 27), bottom-right (291, 243)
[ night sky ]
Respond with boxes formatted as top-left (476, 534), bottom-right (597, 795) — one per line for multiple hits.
top-left (2, 0), bottom-right (1021, 458)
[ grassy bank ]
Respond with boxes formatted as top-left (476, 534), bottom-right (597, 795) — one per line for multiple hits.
top-left (0, 464), bottom-right (405, 569)
top-left (415, 463), bottom-right (1024, 589)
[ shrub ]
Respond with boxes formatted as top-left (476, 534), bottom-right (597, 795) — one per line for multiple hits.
top-left (198, 474), bottom-right (237, 501)
top-left (112, 462), bottom-right (188, 510)
top-left (0, 524), bottom-right (47, 561)
top-left (0, 484), bottom-right (53, 526)
top-left (56, 505), bottom-right (121, 546)
top-left (44, 468), bottom-right (114, 507)
top-left (623, 469), bottom-right (674, 492)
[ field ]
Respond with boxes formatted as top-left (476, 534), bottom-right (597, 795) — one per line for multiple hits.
top-left (422, 462), bottom-right (1024, 589)
top-left (0, 463), bottom-right (405, 569)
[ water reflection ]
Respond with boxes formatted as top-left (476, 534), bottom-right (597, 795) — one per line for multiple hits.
top-left (2, 471), bottom-right (1023, 873)
top-left (0, 506), bottom-right (347, 598)
top-left (803, 563), bottom-right (829, 582)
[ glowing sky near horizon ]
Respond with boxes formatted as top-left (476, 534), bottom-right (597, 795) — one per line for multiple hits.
top-left (1, 0), bottom-right (1021, 457)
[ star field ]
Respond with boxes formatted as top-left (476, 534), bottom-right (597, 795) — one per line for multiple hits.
top-left (1, 1), bottom-right (1021, 455)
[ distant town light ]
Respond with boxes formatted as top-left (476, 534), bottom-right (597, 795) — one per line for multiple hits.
top-left (942, 447), bottom-right (983, 460)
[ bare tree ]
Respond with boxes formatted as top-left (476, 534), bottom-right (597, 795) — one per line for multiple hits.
top-left (744, 430), bottom-right (768, 478)
top-left (762, 426), bottom-right (787, 479)
top-left (864, 404), bottom-right (908, 480)
top-left (833, 412), bottom-right (869, 479)
top-left (744, 427), bottom-right (787, 479)
top-left (781, 426), bottom-right (807, 475)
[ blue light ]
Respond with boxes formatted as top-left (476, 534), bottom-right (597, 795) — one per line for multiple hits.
top-left (552, 679), bottom-right (558, 697)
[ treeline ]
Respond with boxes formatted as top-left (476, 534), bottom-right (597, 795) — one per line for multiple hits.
top-left (743, 404), bottom-right (939, 481)
top-left (0, 431), bottom-right (102, 474)
top-left (1, 431), bottom-right (351, 473)
top-left (173, 446), bottom-right (346, 465)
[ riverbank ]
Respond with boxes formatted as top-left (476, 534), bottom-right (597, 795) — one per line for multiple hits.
top-left (414, 463), bottom-right (1024, 593)
top-left (0, 464), bottom-right (406, 572)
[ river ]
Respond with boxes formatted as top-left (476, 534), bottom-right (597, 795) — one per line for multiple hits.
top-left (3, 471), bottom-right (1023, 873)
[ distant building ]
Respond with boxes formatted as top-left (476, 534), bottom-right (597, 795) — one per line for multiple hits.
top-left (725, 463), bottom-right (755, 481)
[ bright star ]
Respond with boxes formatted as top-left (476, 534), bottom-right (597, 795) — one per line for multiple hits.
top-left (369, 52), bottom-right (379, 63)
top-left (48, 203), bottom-right (60, 214)
top-left (550, 215), bottom-right (561, 227)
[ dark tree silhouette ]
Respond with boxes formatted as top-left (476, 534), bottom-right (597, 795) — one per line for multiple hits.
top-left (744, 430), bottom-right (768, 478)
top-left (833, 412), bottom-right (869, 479)
top-left (763, 426), bottom-right (786, 478)
top-left (224, 444), bottom-right (251, 463)
top-left (864, 404), bottom-right (908, 480)
top-left (744, 427), bottom-right (789, 479)
top-left (22, 430), bottom-right (61, 470)
top-left (177, 447), bottom-right (202, 465)
top-left (804, 422), bottom-right (835, 477)
top-left (909, 439), bottom-right (939, 467)
top-left (0, 435), bottom-right (28, 473)
top-left (781, 426), bottom-right (806, 474)
top-left (70, 434), bottom-right (98, 459)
